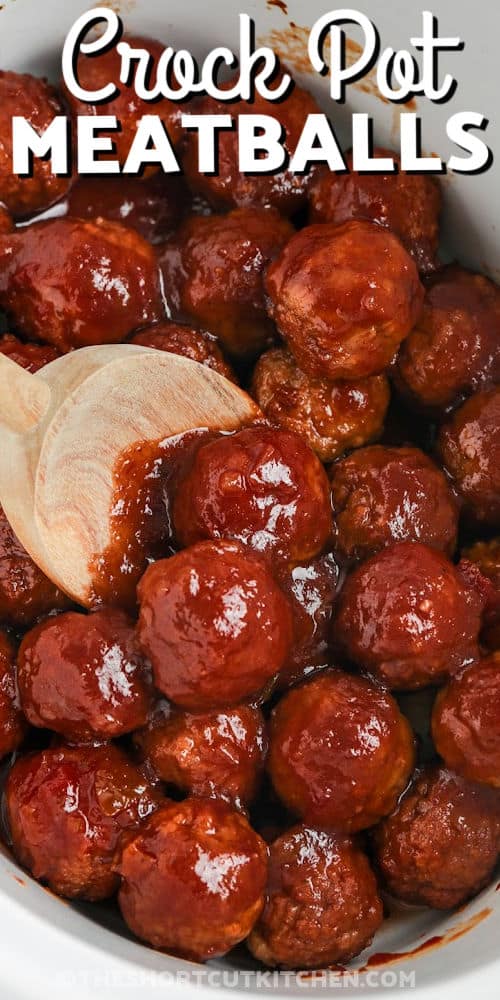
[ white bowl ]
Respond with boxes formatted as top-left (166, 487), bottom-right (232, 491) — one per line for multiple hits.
top-left (0, 0), bottom-right (499, 996)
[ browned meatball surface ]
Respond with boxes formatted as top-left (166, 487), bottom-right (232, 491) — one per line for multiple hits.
top-left (0, 333), bottom-right (60, 372)
top-left (0, 630), bottom-right (26, 760)
top-left (373, 766), bottom-right (500, 909)
top-left (0, 71), bottom-right (70, 217)
top-left (268, 669), bottom-right (415, 832)
top-left (252, 348), bottom-right (390, 462)
top-left (248, 825), bottom-right (383, 968)
top-left (432, 655), bottom-right (500, 788)
top-left (135, 701), bottom-right (267, 810)
top-left (116, 797), bottom-right (268, 960)
top-left (330, 445), bottom-right (459, 562)
top-left (438, 388), bottom-right (500, 525)
top-left (265, 221), bottom-right (423, 380)
top-left (461, 539), bottom-right (500, 649)
top-left (275, 553), bottom-right (339, 686)
top-left (130, 321), bottom-right (236, 381)
top-left (0, 505), bottom-right (68, 627)
top-left (159, 208), bottom-right (293, 357)
top-left (309, 148), bottom-right (441, 273)
top-left (396, 266), bottom-right (500, 412)
top-left (66, 172), bottom-right (187, 245)
top-left (5, 744), bottom-right (162, 900)
top-left (335, 542), bottom-right (482, 690)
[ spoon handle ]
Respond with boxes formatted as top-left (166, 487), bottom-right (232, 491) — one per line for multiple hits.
top-left (0, 353), bottom-right (52, 434)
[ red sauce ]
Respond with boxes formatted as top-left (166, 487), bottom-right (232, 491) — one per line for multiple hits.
top-left (361, 907), bottom-right (492, 969)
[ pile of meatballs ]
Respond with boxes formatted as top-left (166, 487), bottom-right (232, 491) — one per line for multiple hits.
top-left (0, 36), bottom-right (500, 972)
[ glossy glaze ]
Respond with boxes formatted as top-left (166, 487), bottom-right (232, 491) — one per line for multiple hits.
top-left (131, 321), bottom-right (236, 381)
top-left (66, 172), bottom-right (187, 244)
top-left (438, 387), bottom-right (500, 525)
top-left (460, 539), bottom-right (500, 648)
top-left (275, 552), bottom-right (339, 686)
top-left (432, 655), bottom-right (500, 787)
top-left (0, 505), bottom-right (69, 627)
top-left (0, 332), bottom-right (60, 372)
top-left (0, 629), bottom-right (26, 759)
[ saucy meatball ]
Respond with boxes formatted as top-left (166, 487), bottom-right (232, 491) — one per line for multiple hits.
top-left (137, 540), bottom-right (293, 710)
top-left (5, 743), bottom-right (161, 900)
top-left (0, 204), bottom-right (13, 233)
top-left (17, 608), bottom-right (153, 743)
top-left (330, 445), bottom-right (459, 562)
top-left (130, 320), bottom-right (236, 381)
top-left (438, 387), bottom-right (500, 525)
top-left (182, 74), bottom-right (320, 215)
top-left (275, 553), bottom-right (339, 686)
top-left (268, 669), bottom-right (415, 832)
top-left (135, 701), bottom-right (267, 810)
top-left (159, 208), bottom-right (293, 357)
top-left (432, 655), bottom-right (500, 788)
top-left (252, 348), bottom-right (390, 463)
top-left (461, 539), bottom-right (500, 649)
top-left (373, 766), bottom-right (500, 909)
top-left (396, 266), bottom-right (500, 413)
top-left (116, 797), bottom-right (268, 960)
top-left (0, 71), bottom-right (69, 217)
top-left (63, 35), bottom-right (182, 164)
top-left (248, 825), bottom-right (383, 968)
top-left (265, 221), bottom-right (423, 380)
top-left (335, 542), bottom-right (482, 690)
top-left (0, 333), bottom-right (60, 372)
top-left (0, 630), bottom-right (26, 760)
top-left (0, 218), bottom-right (164, 352)
top-left (0, 505), bottom-right (68, 627)
top-left (66, 172), bottom-right (187, 245)
top-left (173, 426), bottom-right (332, 567)
top-left (309, 148), bottom-right (441, 273)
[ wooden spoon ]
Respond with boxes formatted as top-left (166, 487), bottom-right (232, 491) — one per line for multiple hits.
top-left (0, 345), bottom-right (260, 606)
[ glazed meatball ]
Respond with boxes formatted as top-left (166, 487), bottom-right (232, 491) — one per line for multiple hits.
top-left (182, 74), bottom-right (320, 215)
top-left (63, 35), bottom-right (182, 165)
top-left (0, 204), bottom-right (13, 233)
top-left (116, 797), bottom-right (268, 960)
top-left (173, 426), bottom-right (332, 567)
top-left (0, 218), bottom-right (164, 352)
top-left (461, 539), bottom-right (500, 649)
top-left (159, 208), bottom-right (293, 357)
top-left (17, 608), bottom-right (153, 743)
top-left (0, 630), bottom-right (26, 760)
top-left (66, 172), bottom-right (187, 245)
top-left (130, 321), bottom-right (236, 381)
top-left (309, 148), bottom-right (441, 273)
top-left (0, 505), bottom-right (68, 627)
top-left (268, 669), bottom-right (415, 832)
top-left (438, 387), bottom-right (500, 525)
top-left (137, 540), bottom-right (293, 710)
top-left (252, 348), bottom-right (390, 462)
top-left (330, 445), bottom-right (459, 562)
top-left (248, 825), bottom-right (383, 968)
top-left (396, 266), bottom-right (500, 412)
top-left (335, 542), bottom-right (482, 690)
top-left (275, 553), bottom-right (339, 686)
top-left (432, 655), bottom-right (500, 788)
top-left (135, 701), bottom-right (267, 810)
top-left (373, 766), bottom-right (500, 909)
top-left (0, 333), bottom-right (60, 372)
top-left (266, 221), bottom-right (423, 380)
top-left (0, 71), bottom-right (69, 217)
top-left (5, 743), bottom-right (161, 900)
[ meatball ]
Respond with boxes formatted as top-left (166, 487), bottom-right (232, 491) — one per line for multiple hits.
top-left (396, 266), bottom-right (500, 412)
top-left (116, 797), bottom-right (268, 960)
top-left (309, 148), bottom-right (441, 273)
top-left (0, 333), bottom-right (60, 372)
top-left (182, 74), bottom-right (320, 216)
top-left (0, 218), bottom-right (164, 352)
top-left (63, 35), bottom-right (182, 165)
top-left (275, 553), bottom-right (339, 687)
top-left (330, 445), bottom-right (459, 562)
top-left (266, 221), bottom-right (423, 381)
top-left (159, 208), bottom-right (293, 357)
top-left (0, 204), bottom-right (13, 233)
top-left (268, 669), bottom-right (415, 832)
top-left (135, 701), bottom-right (267, 810)
top-left (66, 172), bottom-right (187, 245)
top-left (335, 542), bottom-right (482, 690)
top-left (0, 71), bottom-right (69, 217)
top-left (17, 608), bottom-right (153, 743)
top-left (130, 320), bottom-right (236, 381)
top-left (373, 766), bottom-right (500, 909)
top-left (252, 348), bottom-right (390, 463)
top-left (0, 505), bottom-right (68, 627)
top-left (0, 630), bottom-right (26, 760)
top-left (438, 387), bottom-right (500, 525)
top-left (137, 540), bottom-right (293, 710)
top-left (432, 655), bottom-right (500, 788)
top-left (461, 539), bottom-right (500, 649)
top-left (248, 825), bottom-right (383, 968)
top-left (5, 743), bottom-right (161, 900)
top-left (172, 426), bottom-right (332, 567)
